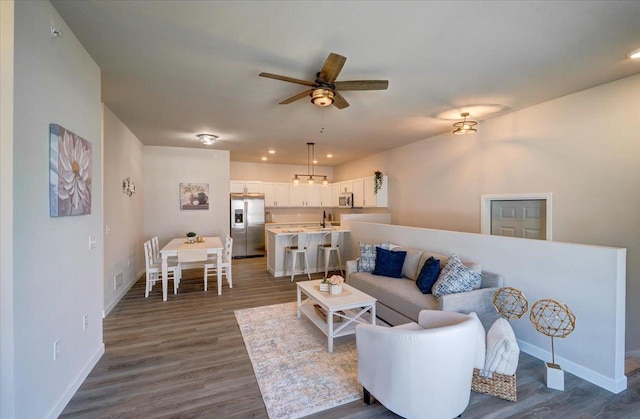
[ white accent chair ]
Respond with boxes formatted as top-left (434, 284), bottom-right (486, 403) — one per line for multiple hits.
top-left (143, 240), bottom-right (180, 298)
top-left (284, 232), bottom-right (311, 282)
top-left (316, 231), bottom-right (343, 279)
top-left (356, 310), bottom-right (480, 419)
top-left (203, 235), bottom-right (233, 295)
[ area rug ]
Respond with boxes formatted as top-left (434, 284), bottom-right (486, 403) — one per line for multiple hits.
top-left (234, 301), bottom-right (362, 419)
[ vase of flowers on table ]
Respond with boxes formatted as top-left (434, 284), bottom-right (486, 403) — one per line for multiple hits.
top-left (329, 275), bottom-right (345, 295)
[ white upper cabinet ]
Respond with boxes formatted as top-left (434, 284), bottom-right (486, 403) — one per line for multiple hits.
top-left (352, 178), bottom-right (364, 207)
top-left (263, 182), bottom-right (290, 207)
top-left (290, 184), bottom-right (326, 207)
top-left (331, 183), bottom-right (341, 207)
top-left (338, 181), bottom-right (353, 194)
top-left (320, 185), bottom-right (332, 208)
top-left (230, 180), bottom-right (262, 193)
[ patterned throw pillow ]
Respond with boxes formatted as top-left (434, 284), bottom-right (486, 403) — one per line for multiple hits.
top-left (431, 253), bottom-right (482, 297)
top-left (357, 241), bottom-right (391, 272)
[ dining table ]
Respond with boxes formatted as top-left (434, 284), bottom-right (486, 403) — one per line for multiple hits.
top-left (159, 236), bottom-right (224, 301)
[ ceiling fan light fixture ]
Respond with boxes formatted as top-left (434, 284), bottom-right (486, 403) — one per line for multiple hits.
top-left (311, 88), bottom-right (335, 107)
top-left (197, 133), bottom-right (218, 145)
top-left (452, 113), bottom-right (478, 135)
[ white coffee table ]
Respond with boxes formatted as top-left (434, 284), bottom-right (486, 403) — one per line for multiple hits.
top-left (297, 279), bottom-right (377, 352)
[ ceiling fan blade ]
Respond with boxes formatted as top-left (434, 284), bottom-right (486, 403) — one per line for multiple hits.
top-left (334, 80), bottom-right (389, 91)
top-left (279, 89), bottom-right (314, 104)
top-left (332, 92), bottom-right (350, 109)
top-left (259, 72), bottom-right (315, 87)
top-left (319, 53), bottom-right (347, 84)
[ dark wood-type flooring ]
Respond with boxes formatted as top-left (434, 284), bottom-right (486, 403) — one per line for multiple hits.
top-left (61, 257), bottom-right (640, 418)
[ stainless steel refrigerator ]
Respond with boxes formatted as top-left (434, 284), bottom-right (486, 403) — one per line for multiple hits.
top-left (230, 193), bottom-right (265, 258)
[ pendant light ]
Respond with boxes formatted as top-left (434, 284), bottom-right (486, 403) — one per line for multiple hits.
top-left (452, 112), bottom-right (478, 135)
top-left (292, 142), bottom-right (330, 186)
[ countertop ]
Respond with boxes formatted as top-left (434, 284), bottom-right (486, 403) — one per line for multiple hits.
top-left (265, 226), bottom-right (349, 235)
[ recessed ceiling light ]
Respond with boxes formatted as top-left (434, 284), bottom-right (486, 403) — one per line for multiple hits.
top-left (268, 149), bottom-right (276, 154)
top-left (326, 153), bottom-right (333, 158)
top-left (261, 156), bottom-right (267, 161)
top-left (628, 47), bottom-right (640, 59)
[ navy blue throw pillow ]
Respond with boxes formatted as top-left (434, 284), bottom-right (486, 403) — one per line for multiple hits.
top-left (416, 257), bottom-right (441, 294)
top-left (372, 247), bottom-right (407, 278)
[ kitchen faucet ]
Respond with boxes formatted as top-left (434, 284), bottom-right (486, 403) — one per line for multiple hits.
top-left (322, 210), bottom-right (326, 228)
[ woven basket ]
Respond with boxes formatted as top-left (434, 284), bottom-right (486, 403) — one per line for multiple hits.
top-left (471, 368), bottom-right (517, 402)
top-left (313, 304), bottom-right (344, 323)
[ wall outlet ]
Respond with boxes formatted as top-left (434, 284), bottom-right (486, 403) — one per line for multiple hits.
top-left (53, 339), bottom-right (61, 360)
top-left (114, 272), bottom-right (123, 290)
top-left (88, 235), bottom-right (97, 249)
top-left (83, 314), bottom-right (89, 331)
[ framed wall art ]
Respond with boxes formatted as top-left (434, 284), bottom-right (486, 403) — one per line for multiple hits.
top-left (49, 124), bottom-right (92, 217)
top-left (180, 183), bottom-right (209, 210)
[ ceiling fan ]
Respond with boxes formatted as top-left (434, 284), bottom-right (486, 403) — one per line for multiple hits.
top-left (259, 52), bottom-right (389, 109)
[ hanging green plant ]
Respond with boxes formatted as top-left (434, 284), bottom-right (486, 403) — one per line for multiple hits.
top-left (374, 171), bottom-right (384, 195)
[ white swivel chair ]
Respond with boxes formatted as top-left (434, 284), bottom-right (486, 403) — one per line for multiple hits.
top-left (203, 235), bottom-right (233, 295)
top-left (356, 310), bottom-right (479, 419)
top-left (143, 240), bottom-right (180, 298)
top-left (316, 231), bottom-right (343, 279)
top-left (284, 232), bottom-right (311, 282)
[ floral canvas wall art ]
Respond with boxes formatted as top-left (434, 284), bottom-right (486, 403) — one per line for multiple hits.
top-left (180, 183), bottom-right (209, 210)
top-left (49, 124), bottom-right (92, 217)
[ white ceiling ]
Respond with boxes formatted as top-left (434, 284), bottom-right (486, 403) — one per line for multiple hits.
top-left (50, 0), bottom-right (640, 166)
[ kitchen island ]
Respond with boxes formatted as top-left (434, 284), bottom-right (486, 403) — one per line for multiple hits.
top-left (266, 226), bottom-right (349, 278)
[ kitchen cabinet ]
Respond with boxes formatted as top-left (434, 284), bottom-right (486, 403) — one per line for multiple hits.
top-left (263, 182), bottom-right (290, 207)
top-left (352, 178), bottom-right (364, 207)
top-left (230, 180), bottom-right (262, 194)
top-left (338, 181), bottom-right (353, 194)
top-left (320, 185), bottom-right (332, 207)
top-left (290, 184), bottom-right (324, 207)
top-left (331, 183), bottom-right (341, 207)
top-left (363, 175), bottom-right (388, 207)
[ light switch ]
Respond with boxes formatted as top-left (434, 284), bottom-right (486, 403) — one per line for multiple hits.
top-left (89, 235), bottom-right (97, 249)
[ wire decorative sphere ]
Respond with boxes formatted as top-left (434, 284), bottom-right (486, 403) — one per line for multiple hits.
top-left (529, 299), bottom-right (576, 338)
top-left (493, 287), bottom-right (529, 320)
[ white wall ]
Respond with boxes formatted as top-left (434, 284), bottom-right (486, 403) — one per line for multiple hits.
top-left (0, 1), bottom-right (15, 416)
top-left (343, 221), bottom-right (627, 393)
top-left (13, 1), bottom-right (104, 417)
top-left (144, 146), bottom-right (230, 247)
top-left (230, 161), bottom-right (333, 183)
top-left (335, 74), bottom-right (640, 353)
top-left (103, 105), bottom-right (145, 315)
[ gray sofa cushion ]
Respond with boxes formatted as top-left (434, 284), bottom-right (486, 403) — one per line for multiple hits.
top-left (391, 246), bottom-right (424, 280)
top-left (349, 271), bottom-right (439, 321)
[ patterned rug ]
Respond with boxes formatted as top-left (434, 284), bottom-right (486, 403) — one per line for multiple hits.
top-left (234, 302), bottom-right (362, 419)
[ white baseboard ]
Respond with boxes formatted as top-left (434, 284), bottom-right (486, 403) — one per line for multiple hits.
top-left (46, 344), bottom-right (105, 419)
top-left (518, 340), bottom-right (627, 394)
top-left (102, 270), bottom-right (142, 318)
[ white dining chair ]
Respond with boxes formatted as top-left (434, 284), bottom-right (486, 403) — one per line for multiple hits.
top-left (144, 240), bottom-right (180, 297)
top-left (316, 231), bottom-right (343, 279)
top-left (284, 232), bottom-right (311, 282)
top-left (151, 236), bottom-right (161, 264)
top-left (203, 235), bottom-right (233, 295)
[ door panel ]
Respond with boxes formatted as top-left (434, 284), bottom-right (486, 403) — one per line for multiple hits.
top-left (491, 199), bottom-right (546, 240)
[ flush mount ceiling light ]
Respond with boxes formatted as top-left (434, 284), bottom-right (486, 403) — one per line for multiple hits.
top-left (292, 142), bottom-right (330, 186)
top-left (452, 112), bottom-right (478, 135)
top-left (311, 88), bottom-right (335, 107)
top-left (627, 47), bottom-right (640, 59)
top-left (197, 133), bottom-right (218, 145)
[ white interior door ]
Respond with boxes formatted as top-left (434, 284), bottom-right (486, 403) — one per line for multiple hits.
top-left (490, 199), bottom-right (546, 240)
